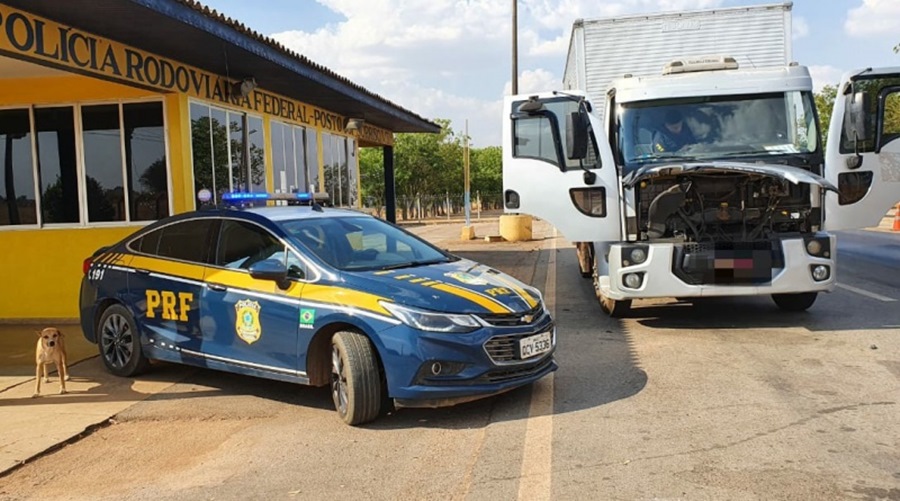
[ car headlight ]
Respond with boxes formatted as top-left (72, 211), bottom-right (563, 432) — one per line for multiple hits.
top-left (380, 301), bottom-right (481, 333)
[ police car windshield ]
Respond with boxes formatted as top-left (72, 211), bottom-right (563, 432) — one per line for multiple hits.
top-left (279, 216), bottom-right (452, 271)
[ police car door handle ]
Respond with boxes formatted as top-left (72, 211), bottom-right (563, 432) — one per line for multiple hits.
top-left (207, 283), bottom-right (227, 292)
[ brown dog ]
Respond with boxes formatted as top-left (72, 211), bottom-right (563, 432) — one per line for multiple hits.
top-left (33, 327), bottom-right (69, 398)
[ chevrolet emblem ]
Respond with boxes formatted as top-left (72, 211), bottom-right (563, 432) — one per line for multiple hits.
top-left (521, 314), bottom-right (534, 324)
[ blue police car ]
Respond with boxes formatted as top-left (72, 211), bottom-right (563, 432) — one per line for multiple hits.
top-left (79, 193), bottom-right (556, 425)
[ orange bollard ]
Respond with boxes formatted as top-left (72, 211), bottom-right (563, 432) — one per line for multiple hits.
top-left (894, 204), bottom-right (900, 231)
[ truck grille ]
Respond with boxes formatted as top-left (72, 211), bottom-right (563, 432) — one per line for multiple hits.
top-left (673, 240), bottom-right (785, 285)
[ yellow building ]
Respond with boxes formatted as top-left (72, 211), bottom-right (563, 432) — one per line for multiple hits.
top-left (0, 1), bottom-right (438, 320)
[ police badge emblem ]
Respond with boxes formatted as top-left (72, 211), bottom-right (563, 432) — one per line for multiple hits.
top-left (235, 299), bottom-right (262, 344)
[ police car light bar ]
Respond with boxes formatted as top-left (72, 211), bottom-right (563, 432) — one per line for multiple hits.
top-left (220, 191), bottom-right (331, 207)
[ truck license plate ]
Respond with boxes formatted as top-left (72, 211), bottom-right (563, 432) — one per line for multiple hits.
top-left (519, 331), bottom-right (552, 360)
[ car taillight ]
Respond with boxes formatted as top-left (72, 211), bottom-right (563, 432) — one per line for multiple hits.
top-left (83, 257), bottom-right (93, 275)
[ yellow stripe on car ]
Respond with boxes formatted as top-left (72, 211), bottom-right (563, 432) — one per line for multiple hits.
top-left (431, 283), bottom-right (511, 313)
top-left (300, 284), bottom-right (392, 316)
top-left (491, 275), bottom-right (538, 308)
top-left (129, 255), bottom-right (206, 281)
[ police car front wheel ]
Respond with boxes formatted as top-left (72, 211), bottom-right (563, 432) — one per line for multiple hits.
top-left (331, 331), bottom-right (382, 425)
top-left (98, 304), bottom-right (150, 377)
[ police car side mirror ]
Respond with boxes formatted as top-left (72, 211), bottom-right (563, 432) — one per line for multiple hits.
top-left (249, 259), bottom-right (289, 290)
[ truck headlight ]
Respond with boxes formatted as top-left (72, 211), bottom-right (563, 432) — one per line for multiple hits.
top-left (621, 245), bottom-right (649, 266)
top-left (804, 236), bottom-right (831, 258)
top-left (381, 301), bottom-right (480, 333)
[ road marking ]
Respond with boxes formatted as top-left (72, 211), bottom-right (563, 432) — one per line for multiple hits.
top-left (837, 283), bottom-right (897, 302)
top-left (517, 229), bottom-right (557, 501)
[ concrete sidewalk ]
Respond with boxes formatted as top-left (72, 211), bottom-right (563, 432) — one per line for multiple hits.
top-left (0, 218), bottom-right (546, 476)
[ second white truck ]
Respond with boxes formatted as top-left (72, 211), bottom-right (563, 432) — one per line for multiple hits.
top-left (502, 57), bottom-right (900, 316)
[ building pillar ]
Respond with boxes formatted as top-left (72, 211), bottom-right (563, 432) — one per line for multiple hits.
top-left (383, 145), bottom-right (396, 223)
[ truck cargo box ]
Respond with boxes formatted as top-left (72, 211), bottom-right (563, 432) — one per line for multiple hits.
top-left (563, 2), bottom-right (793, 117)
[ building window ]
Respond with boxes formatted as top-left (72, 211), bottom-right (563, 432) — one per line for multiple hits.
top-left (322, 132), bottom-right (357, 207)
top-left (36, 107), bottom-right (79, 224)
top-left (0, 101), bottom-right (169, 229)
top-left (82, 105), bottom-right (125, 222)
top-left (271, 120), bottom-right (316, 194)
top-left (0, 109), bottom-right (37, 226)
top-left (124, 102), bottom-right (169, 221)
top-left (190, 102), bottom-right (265, 207)
top-left (82, 102), bottom-right (169, 223)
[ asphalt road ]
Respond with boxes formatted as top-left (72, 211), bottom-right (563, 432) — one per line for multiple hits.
top-left (1, 227), bottom-right (898, 501)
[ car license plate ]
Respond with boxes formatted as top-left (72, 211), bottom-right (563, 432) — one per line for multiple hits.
top-left (519, 331), bottom-right (552, 360)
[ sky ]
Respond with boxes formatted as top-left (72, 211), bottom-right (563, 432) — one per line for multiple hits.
top-left (201, 0), bottom-right (900, 148)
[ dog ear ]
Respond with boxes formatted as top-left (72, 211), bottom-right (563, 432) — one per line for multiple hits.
top-left (57, 330), bottom-right (64, 338)
top-left (35, 330), bottom-right (43, 337)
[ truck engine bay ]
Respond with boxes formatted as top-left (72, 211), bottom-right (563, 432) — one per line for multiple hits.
top-left (635, 170), bottom-right (819, 243)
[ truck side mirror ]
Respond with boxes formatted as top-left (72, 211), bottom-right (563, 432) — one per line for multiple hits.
top-left (566, 111), bottom-right (589, 160)
top-left (843, 91), bottom-right (869, 169)
top-left (843, 91), bottom-right (868, 143)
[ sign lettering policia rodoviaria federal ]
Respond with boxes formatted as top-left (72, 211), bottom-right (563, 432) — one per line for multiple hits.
top-left (0, 5), bottom-right (393, 146)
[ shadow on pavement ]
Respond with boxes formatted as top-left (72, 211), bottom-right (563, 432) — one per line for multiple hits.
top-left (632, 293), bottom-right (900, 332)
top-left (367, 246), bottom-right (648, 430)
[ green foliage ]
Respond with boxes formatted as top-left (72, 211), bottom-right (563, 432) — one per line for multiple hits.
top-left (358, 119), bottom-right (504, 208)
top-left (814, 85), bottom-right (838, 148)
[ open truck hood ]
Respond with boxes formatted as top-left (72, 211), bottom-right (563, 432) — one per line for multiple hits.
top-left (623, 161), bottom-right (839, 192)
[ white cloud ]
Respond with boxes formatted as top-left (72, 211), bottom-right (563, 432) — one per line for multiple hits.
top-left (793, 17), bottom-right (809, 40)
top-left (268, 0), bottom-right (780, 147)
top-left (502, 68), bottom-right (563, 96)
top-left (845, 0), bottom-right (900, 38)
top-left (808, 65), bottom-right (845, 93)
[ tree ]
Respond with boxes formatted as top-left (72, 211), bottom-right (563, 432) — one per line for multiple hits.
top-left (357, 119), bottom-right (509, 218)
top-left (814, 85), bottom-right (838, 148)
top-left (470, 146), bottom-right (502, 195)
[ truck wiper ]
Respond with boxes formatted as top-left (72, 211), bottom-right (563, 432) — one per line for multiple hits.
top-left (642, 154), bottom-right (698, 163)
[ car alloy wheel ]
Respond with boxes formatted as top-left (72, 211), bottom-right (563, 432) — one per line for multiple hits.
top-left (97, 304), bottom-right (150, 377)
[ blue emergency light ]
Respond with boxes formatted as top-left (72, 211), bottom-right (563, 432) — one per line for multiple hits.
top-left (219, 191), bottom-right (329, 209)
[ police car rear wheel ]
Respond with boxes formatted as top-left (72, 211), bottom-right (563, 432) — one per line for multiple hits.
top-left (331, 331), bottom-right (382, 425)
top-left (98, 304), bottom-right (149, 377)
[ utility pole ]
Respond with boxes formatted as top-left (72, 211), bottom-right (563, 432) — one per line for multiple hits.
top-left (512, 0), bottom-right (518, 94)
top-left (464, 119), bottom-right (471, 227)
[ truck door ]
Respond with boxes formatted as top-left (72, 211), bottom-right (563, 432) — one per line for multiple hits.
top-left (823, 68), bottom-right (900, 231)
top-left (502, 93), bottom-right (622, 242)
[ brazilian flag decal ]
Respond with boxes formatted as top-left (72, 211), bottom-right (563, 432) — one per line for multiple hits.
top-left (299, 308), bottom-right (316, 329)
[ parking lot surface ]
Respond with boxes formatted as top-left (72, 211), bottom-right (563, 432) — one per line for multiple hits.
top-left (1, 219), bottom-right (899, 500)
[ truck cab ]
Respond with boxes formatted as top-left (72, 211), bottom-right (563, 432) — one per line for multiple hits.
top-left (503, 58), bottom-right (900, 316)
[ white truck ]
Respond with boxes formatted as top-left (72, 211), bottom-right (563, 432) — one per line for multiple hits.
top-left (502, 7), bottom-right (900, 316)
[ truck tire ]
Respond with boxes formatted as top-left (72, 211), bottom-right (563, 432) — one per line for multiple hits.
top-left (771, 292), bottom-right (818, 312)
top-left (576, 242), bottom-right (595, 278)
top-left (331, 330), bottom-right (382, 426)
top-left (599, 294), bottom-right (632, 318)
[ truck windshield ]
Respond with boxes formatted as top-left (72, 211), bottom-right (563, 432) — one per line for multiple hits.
top-left (618, 91), bottom-right (819, 172)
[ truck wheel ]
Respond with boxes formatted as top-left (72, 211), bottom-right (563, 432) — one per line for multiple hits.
top-left (576, 242), bottom-right (595, 278)
top-left (771, 292), bottom-right (818, 312)
top-left (599, 294), bottom-right (632, 318)
top-left (97, 304), bottom-right (150, 377)
top-left (331, 331), bottom-right (382, 426)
